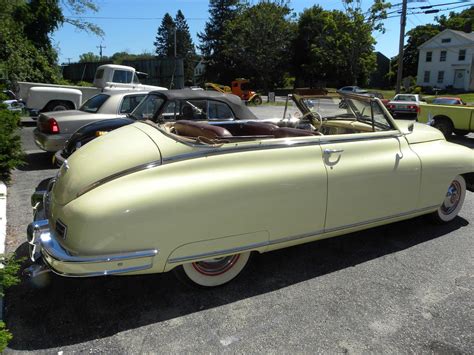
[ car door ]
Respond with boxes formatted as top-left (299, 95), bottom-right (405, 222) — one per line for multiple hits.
top-left (321, 99), bottom-right (421, 231)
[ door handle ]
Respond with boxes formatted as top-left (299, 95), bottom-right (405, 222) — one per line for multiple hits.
top-left (323, 148), bottom-right (344, 155)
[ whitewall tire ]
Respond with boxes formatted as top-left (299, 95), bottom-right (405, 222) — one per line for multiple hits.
top-left (179, 252), bottom-right (251, 287)
top-left (433, 175), bottom-right (466, 223)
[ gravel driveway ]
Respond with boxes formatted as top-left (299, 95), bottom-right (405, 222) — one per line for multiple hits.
top-left (3, 114), bottom-right (474, 353)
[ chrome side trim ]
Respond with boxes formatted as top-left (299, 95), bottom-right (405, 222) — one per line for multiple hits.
top-left (162, 132), bottom-right (402, 165)
top-left (43, 260), bottom-right (153, 278)
top-left (41, 234), bottom-right (158, 264)
top-left (76, 160), bottom-right (162, 198)
top-left (168, 204), bottom-right (439, 264)
top-left (168, 241), bottom-right (269, 264)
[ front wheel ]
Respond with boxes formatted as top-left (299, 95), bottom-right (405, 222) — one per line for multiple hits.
top-left (431, 175), bottom-right (466, 223)
top-left (176, 252), bottom-right (251, 287)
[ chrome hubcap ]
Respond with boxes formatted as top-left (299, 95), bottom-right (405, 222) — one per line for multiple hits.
top-left (441, 181), bottom-right (461, 215)
top-left (192, 255), bottom-right (240, 276)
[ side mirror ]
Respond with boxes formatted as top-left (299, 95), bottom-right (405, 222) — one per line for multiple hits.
top-left (408, 122), bottom-right (414, 132)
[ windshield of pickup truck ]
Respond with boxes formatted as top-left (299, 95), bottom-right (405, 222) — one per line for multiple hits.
top-left (80, 94), bottom-right (110, 113)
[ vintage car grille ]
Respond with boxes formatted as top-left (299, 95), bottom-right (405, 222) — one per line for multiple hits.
top-left (55, 219), bottom-right (67, 240)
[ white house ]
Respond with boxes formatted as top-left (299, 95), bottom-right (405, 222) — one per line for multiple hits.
top-left (193, 59), bottom-right (206, 85)
top-left (416, 29), bottom-right (474, 91)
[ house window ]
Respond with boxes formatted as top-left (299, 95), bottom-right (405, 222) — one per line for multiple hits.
top-left (441, 38), bottom-right (451, 43)
top-left (440, 51), bottom-right (447, 62)
top-left (437, 71), bottom-right (444, 84)
top-left (459, 49), bottom-right (466, 61)
top-left (423, 71), bottom-right (430, 83)
top-left (426, 51), bottom-right (432, 62)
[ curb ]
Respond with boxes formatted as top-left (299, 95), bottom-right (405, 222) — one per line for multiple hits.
top-left (0, 182), bottom-right (6, 321)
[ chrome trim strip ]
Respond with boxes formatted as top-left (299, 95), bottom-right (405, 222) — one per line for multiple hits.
top-left (76, 159), bottom-right (162, 198)
top-left (168, 204), bottom-right (439, 264)
top-left (168, 241), bottom-right (269, 264)
top-left (162, 132), bottom-right (402, 165)
top-left (43, 258), bottom-right (153, 278)
top-left (41, 235), bottom-right (158, 264)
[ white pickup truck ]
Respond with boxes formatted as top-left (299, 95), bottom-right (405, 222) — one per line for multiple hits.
top-left (16, 64), bottom-right (166, 116)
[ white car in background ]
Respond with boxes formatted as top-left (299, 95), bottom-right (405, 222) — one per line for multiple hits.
top-left (386, 94), bottom-right (424, 118)
top-left (33, 90), bottom-right (150, 152)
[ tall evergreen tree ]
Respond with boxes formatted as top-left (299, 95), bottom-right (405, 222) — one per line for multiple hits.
top-left (154, 13), bottom-right (176, 57)
top-left (174, 10), bottom-right (197, 82)
top-left (197, 0), bottom-right (241, 82)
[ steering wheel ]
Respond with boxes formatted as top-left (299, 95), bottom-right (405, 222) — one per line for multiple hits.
top-left (299, 110), bottom-right (324, 131)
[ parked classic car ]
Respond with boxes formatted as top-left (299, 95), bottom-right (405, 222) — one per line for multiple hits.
top-left (33, 91), bottom-right (149, 152)
top-left (386, 94), bottom-right (424, 118)
top-left (26, 93), bottom-right (474, 287)
top-left (53, 90), bottom-right (259, 165)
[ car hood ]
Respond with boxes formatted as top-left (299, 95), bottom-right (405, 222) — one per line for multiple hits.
top-left (52, 124), bottom-right (161, 206)
top-left (395, 120), bottom-right (445, 144)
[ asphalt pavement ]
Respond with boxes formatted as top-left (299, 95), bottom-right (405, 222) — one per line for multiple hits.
top-left (3, 113), bottom-right (474, 353)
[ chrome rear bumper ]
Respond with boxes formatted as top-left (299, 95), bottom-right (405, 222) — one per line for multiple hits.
top-left (27, 189), bottom-right (158, 278)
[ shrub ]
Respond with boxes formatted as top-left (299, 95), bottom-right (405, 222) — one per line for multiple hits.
top-left (0, 255), bottom-right (23, 351)
top-left (413, 86), bottom-right (422, 94)
top-left (0, 94), bottom-right (24, 181)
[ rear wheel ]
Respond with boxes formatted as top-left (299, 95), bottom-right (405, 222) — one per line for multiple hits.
top-left (454, 129), bottom-right (469, 137)
top-left (176, 251), bottom-right (251, 287)
top-left (433, 118), bottom-right (453, 137)
top-left (44, 100), bottom-right (73, 112)
top-left (431, 175), bottom-right (466, 223)
top-left (252, 95), bottom-right (263, 105)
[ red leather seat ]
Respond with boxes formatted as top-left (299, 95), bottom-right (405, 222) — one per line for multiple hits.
top-left (174, 120), bottom-right (233, 139)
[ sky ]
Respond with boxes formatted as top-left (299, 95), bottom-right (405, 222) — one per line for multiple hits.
top-left (52, 0), bottom-right (473, 64)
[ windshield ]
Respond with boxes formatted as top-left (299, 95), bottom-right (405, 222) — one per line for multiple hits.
top-left (299, 95), bottom-right (394, 132)
top-left (80, 94), bottom-right (110, 113)
top-left (129, 94), bottom-right (165, 120)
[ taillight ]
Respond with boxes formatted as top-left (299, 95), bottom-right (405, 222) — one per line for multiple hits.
top-left (48, 118), bottom-right (60, 134)
top-left (388, 104), bottom-right (395, 109)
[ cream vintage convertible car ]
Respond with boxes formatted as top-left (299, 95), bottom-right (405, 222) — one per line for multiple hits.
top-left (26, 93), bottom-right (474, 287)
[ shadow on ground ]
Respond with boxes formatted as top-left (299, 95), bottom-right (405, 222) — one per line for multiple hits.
top-left (17, 152), bottom-right (55, 171)
top-left (448, 135), bottom-right (474, 149)
top-left (5, 215), bottom-right (469, 351)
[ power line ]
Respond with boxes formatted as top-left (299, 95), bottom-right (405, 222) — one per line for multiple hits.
top-left (386, 3), bottom-right (472, 18)
top-left (65, 16), bottom-right (208, 20)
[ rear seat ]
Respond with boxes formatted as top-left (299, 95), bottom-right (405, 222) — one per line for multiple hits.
top-left (174, 120), bottom-right (233, 139)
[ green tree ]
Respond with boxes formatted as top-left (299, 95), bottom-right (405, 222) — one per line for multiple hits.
top-left (175, 10), bottom-right (197, 82)
top-left (292, 5), bottom-right (376, 87)
top-left (79, 51), bottom-right (101, 62)
top-left (154, 13), bottom-right (176, 57)
top-left (221, 1), bottom-right (296, 90)
top-left (0, 0), bottom-right (103, 84)
top-left (198, 0), bottom-right (242, 82)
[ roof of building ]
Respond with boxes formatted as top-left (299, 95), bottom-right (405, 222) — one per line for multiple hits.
top-left (419, 29), bottom-right (474, 49)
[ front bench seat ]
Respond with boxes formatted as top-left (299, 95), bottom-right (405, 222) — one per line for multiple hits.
top-left (174, 120), bottom-right (233, 139)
